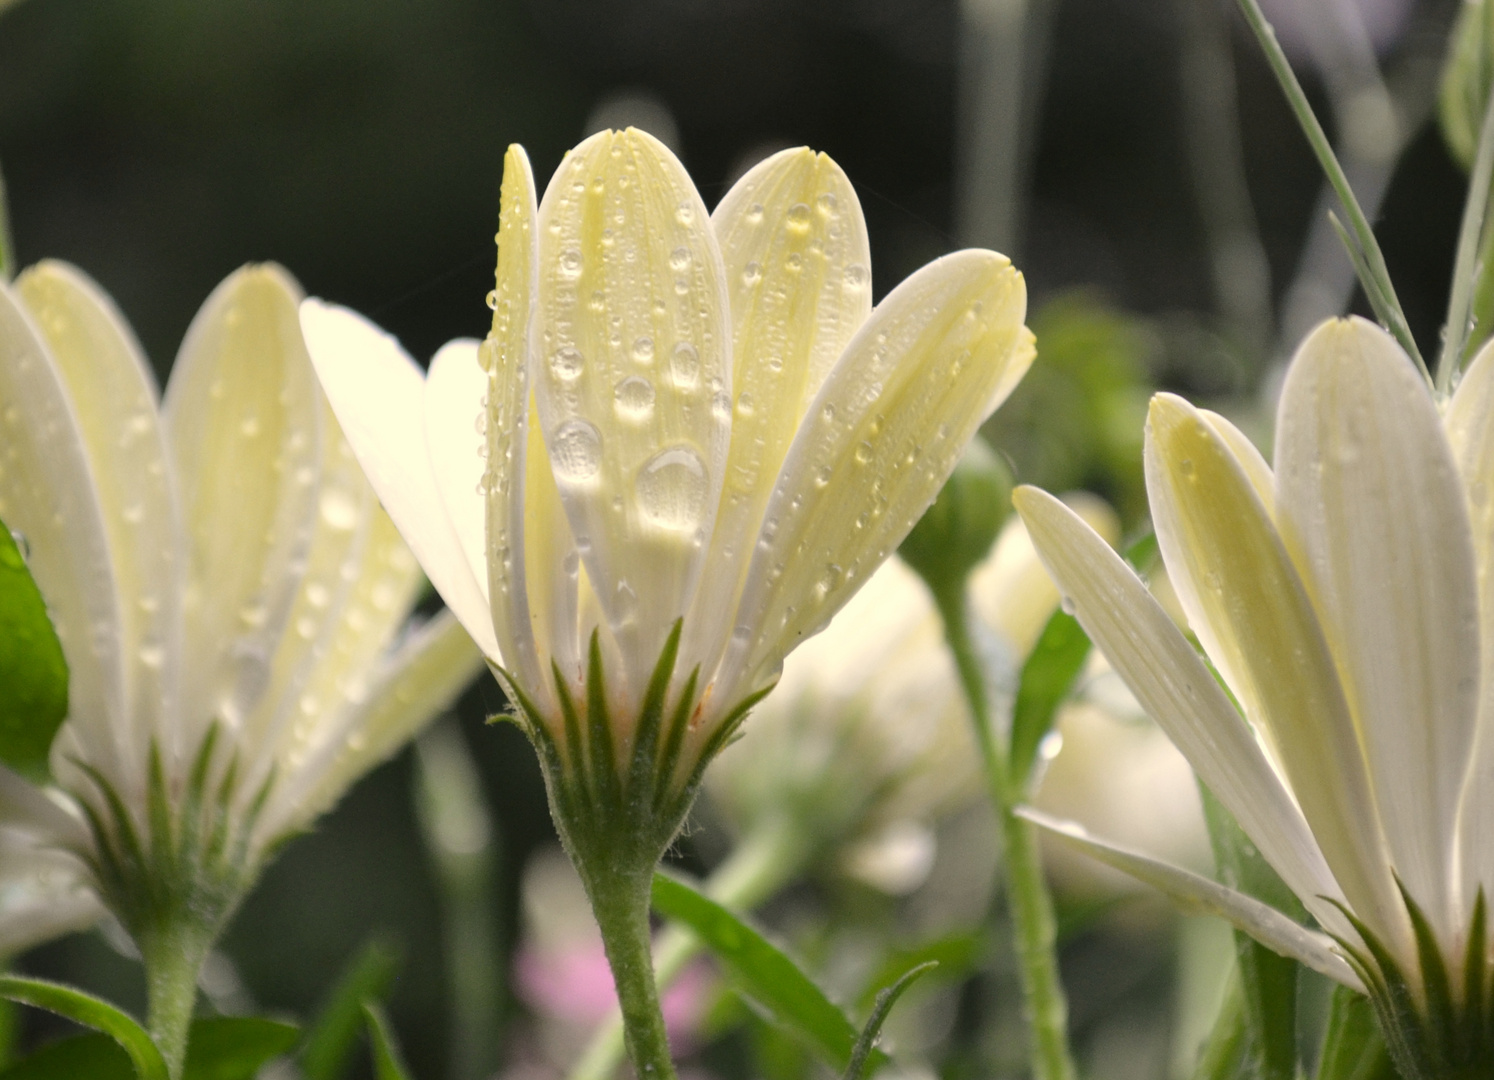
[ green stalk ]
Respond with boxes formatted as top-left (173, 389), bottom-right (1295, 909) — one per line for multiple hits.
top-left (936, 588), bottom-right (1076, 1080)
top-left (568, 814), bottom-right (810, 1080)
top-left (1234, 0), bottom-right (1426, 379)
top-left (583, 865), bottom-right (677, 1080)
top-left (1440, 84), bottom-right (1494, 393)
top-left (139, 921), bottom-right (212, 1080)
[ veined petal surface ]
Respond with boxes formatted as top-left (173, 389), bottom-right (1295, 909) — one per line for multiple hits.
top-left (1441, 337), bottom-right (1494, 909)
top-left (1275, 317), bottom-right (1479, 940)
top-left (15, 262), bottom-right (184, 789)
top-left (425, 339), bottom-right (490, 597)
top-left (0, 283), bottom-right (129, 794)
top-left (718, 250), bottom-right (1032, 706)
top-left (685, 150), bottom-right (873, 672)
top-left (301, 300), bottom-right (500, 661)
top-left (1013, 486), bottom-right (1349, 937)
top-left (1145, 393), bottom-right (1406, 958)
top-left (532, 128), bottom-right (731, 699)
top-left (164, 266), bottom-right (321, 773)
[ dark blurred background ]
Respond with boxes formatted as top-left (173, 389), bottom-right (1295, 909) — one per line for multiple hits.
top-left (0, 0), bottom-right (1471, 1076)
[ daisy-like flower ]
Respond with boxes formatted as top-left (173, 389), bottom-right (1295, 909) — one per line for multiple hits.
top-left (301, 128), bottom-right (1034, 1080)
top-left (0, 261), bottom-right (482, 1076)
top-left (1014, 315), bottom-right (1494, 1080)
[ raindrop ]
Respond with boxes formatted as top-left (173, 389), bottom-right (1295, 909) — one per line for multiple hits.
top-left (816, 192), bottom-right (838, 215)
top-left (588, 291), bottom-right (606, 312)
top-left (670, 247), bottom-right (692, 271)
top-left (745, 203), bottom-right (765, 224)
top-left (669, 343), bottom-right (701, 388)
top-left (854, 441), bottom-right (874, 465)
top-left (552, 420), bottom-right (603, 482)
top-left (558, 248), bottom-right (583, 277)
top-left (814, 466), bottom-right (832, 488)
top-left (736, 393), bottom-right (755, 417)
top-left (1060, 596), bottom-right (1077, 615)
top-left (614, 376), bottom-right (656, 419)
top-left (138, 644), bottom-right (165, 670)
top-left (550, 346), bottom-right (585, 381)
top-left (637, 446), bottom-right (708, 531)
top-left (785, 253), bottom-right (803, 273)
top-left (821, 404), bottom-right (836, 423)
top-left (786, 203), bottom-right (812, 232)
top-left (742, 262), bottom-right (762, 286)
top-left (632, 337), bottom-right (656, 365)
top-left (485, 290), bottom-right (499, 310)
top-left (676, 201), bottom-right (696, 225)
top-left (712, 392), bottom-right (732, 421)
top-left (843, 264), bottom-right (868, 290)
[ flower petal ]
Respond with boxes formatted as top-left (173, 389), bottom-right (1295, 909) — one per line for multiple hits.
top-left (1447, 337), bottom-right (1494, 907)
top-left (1018, 807), bottom-right (1363, 991)
top-left (162, 266), bottom-right (322, 764)
top-left (1146, 392), bottom-right (1406, 957)
top-left (685, 148), bottom-right (874, 679)
top-left (1199, 409), bottom-right (1274, 516)
top-left (14, 262), bottom-right (185, 787)
top-left (1274, 317), bottom-right (1479, 940)
top-left (717, 250), bottom-right (1033, 706)
top-left (300, 299), bottom-right (500, 661)
top-left (258, 608), bottom-right (484, 841)
top-left (532, 128), bottom-right (731, 699)
top-left (0, 281), bottom-right (130, 793)
top-left (425, 339), bottom-right (490, 596)
top-left (1012, 486), bottom-right (1349, 936)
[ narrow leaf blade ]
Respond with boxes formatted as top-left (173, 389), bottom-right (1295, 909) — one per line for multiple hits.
top-left (362, 1004), bottom-right (413, 1080)
top-left (0, 975), bottom-right (167, 1080)
top-left (0, 1034), bottom-right (132, 1079)
top-left (1009, 610), bottom-right (1090, 788)
top-left (0, 519), bottom-right (69, 781)
top-left (300, 937), bottom-right (401, 1080)
top-left (843, 962), bottom-right (937, 1080)
top-left (1315, 984), bottom-right (1395, 1080)
top-left (651, 872), bottom-right (885, 1074)
top-left (182, 1017), bottom-right (300, 1080)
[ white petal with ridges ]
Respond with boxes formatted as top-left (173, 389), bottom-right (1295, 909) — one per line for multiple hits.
top-left (1275, 317), bottom-right (1478, 939)
top-left (1145, 393), bottom-right (1407, 959)
top-left (1012, 486), bottom-right (1350, 937)
top-left (1019, 807), bottom-right (1362, 990)
top-left (300, 299), bottom-right (500, 661)
top-left (163, 266), bottom-right (322, 770)
top-left (533, 128), bottom-right (731, 701)
top-left (15, 262), bottom-right (185, 789)
top-left (716, 250), bottom-right (1033, 712)
top-left (684, 147), bottom-right (874, 681)
top-left (0, 282), bottom-right (130, 795)
top-left (425, 339), bottom-right (490, 595)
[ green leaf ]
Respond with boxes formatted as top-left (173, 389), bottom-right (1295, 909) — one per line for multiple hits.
top-left (1199, 785), bottom-right (1301, 1080)
top-left (0, 1034), bottom-right (132, 1079)
top-left (1009, 610), bottom-right (1089, 788)
top-left (183, 1017), bottom-right (299, 1080)
top-left (362, 1004), bottom-right (413, 1080)
top-left (0, 519), bottom-right (69, 782)
top-left (856, 933), bottom-right (982, 1011)
top-left (1315, 984), bottom-right (1395, 1080)
top-left (300, 937), bottom-right (402, 1080)
top-left (1189, 977), bottom-right (1250, 1080)
top-left (843, 962), bottom-right (937, 1080)
top-left (650, 872), bottom-right (887, 1075)
top-left (0, 975), bottom-right (167, 1080)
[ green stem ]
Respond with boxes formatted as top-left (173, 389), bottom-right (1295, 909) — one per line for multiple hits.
top-left (568, 814), bottom-right (810, 1080)
top-left (584, 866), bottom-right (677, 1080)
top-left (139, 923), bottom-right (211, 1080)
top-left (937, 588), bottom-right (1077, 1080)
top-left (1440, 84), bottom-right (1494, 393)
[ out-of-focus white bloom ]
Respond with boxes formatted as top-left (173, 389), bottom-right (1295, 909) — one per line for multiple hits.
top-left (0, 262), bottom-right (482, 955)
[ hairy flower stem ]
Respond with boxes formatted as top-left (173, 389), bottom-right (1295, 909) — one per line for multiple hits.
top-left (139, 921), bottom-right (212, 1080)
top-left (582, 864), bottom-right (677, 1080)
top-left (937, 588), bottom-right (1077, 1080)
top-left (569, 814), bottom-right (810, 1080)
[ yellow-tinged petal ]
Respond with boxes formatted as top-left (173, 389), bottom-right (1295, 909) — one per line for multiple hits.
top-left (163, 266), bottom-right (321, 767)
top-left (1449, 337), bottom-right (1494, 906)
top-left (1013, 486), bottom-right (1350, 938)
top-left (1200, 409), bottom-right (1274, 517)
top-left (685, 148), bottom-right (874, 679)
top-left (718, 250), bottom-right (1033, 704)
top-left (259, 608), bottom-right (484, 841)
top-left (1019, 808), bottom-right (1362, 990)
top-left (301, 300), bottom-right (500, 661)
top-left (533, 128), bottom-right (731, 699)
top-left (1274, 317), bottom-right (1479, 940)
top-left (0, 281), bottom-right (130, 793)
top-left (484, 144), bottom-right (554, 701)
top-left (15, 262), bottom-right (184, 787)
top-left (1145, 392), bottom-right (1406, 957)
top-left (425, 340), bottom-right (490, 599)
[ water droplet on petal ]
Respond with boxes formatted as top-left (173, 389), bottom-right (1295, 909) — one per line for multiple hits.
top-left (669, 247), bottom-right (691, 271)
top-left (632, 337), bottom-right (655, 365)
top-left (558, 248), bottom-right (583, 277)
top-left (745, 203), bottom-right (765, 224)
top-left (670, 342), bottom-right (700, 388)
top-left (843, 264), bottom-right (868, 290)
top-left (550, 346), bottom-right (585, 381)
top-left (552, 419), bottom-right (603, 482)
top-left (786, 203), bottom-right (812, 232)
top-left (614, 376), bottom-right (656, 419)
top-left (636, 446), bottom-right (708, 531)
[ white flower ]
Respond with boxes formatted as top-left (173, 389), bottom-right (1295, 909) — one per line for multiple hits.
top-left (0, 261), bottom-right (482, 956)
top-left (301, 130), bottom-right (1034, 808)
top-left (1014, 316), bottom-right (1494, 1046)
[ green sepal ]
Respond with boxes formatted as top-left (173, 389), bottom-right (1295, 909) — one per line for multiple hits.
top-left (651, 871), bottom-right (889, 1076)
top-left (300, 936), bottom-right (402, 1080)
top-left (0, 518), bottom-right (69, 782)
top-left (1315, 984), bottom-right (1395, 1080)
top-left (0, 975), bottom-right (168, 1080)
top-left (899, 437), bottom-right (1013, 605)
top-left (1008, 609), bottom-right (1089, 790)
top-left (361, 1004), bottom-right (413, 1080)
top-left (842, 962), bottom-right (937, 1080)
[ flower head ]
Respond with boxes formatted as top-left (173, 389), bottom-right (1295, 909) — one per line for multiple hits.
top-left (0, 262), bottom-right (480, 963)
top-left (1016, 315), bottom-right (1494, 1074)
top-left (302, 130), bottom-right (1034, 831)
